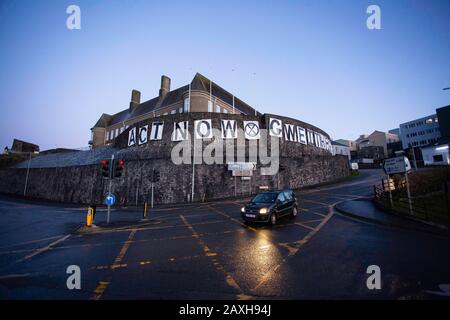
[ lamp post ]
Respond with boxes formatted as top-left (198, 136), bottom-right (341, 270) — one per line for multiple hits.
top-left (23, 152), bottom-right (32, 196)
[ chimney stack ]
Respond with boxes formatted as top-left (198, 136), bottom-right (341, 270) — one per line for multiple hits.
top-left (129, 89), bottom-right (141, 111)
top-left (159, 75), bottom-right (171, 100)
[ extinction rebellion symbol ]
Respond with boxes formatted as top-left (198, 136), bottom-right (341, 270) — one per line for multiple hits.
top-left (243, 121), bottom-right (260, 140)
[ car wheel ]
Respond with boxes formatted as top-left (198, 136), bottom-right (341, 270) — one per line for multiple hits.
top-left (269, 213), bottom-right (277, 225)
top-left (291, 206), bottom-right (298, 217)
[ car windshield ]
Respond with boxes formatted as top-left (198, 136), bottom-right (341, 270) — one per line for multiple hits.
top-left (251, 192), bottom-right (278, 204)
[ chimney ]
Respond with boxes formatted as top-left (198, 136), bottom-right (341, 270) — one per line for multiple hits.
top-left (129, 89), bottom-right (141, 111)
top-left (159, 75), bottom-right (171, 100)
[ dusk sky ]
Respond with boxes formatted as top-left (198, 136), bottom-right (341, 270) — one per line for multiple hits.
top-left (0, 0), bottom-right (449, 150)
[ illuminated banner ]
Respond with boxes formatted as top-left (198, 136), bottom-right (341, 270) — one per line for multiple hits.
top-left (194, 119), bottom-right (213, 139)
top-left (172, 121), bottom-right (189, 141)
top-left (221, 120), bottom-right (237, 139)
top-left (243, 121), bottom-right (260, 140)
top-left (150, 122), bottom-right (164, 140)
top-left (125, 118), bottom-right (331, 153)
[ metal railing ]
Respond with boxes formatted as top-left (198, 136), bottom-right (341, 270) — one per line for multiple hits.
top-left (374, 178), bottom-right (450, 226)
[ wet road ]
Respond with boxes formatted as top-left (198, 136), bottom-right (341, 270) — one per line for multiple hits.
top-left (1, 169), bottom-right (449, 299)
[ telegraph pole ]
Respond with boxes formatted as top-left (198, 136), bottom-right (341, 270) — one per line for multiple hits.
top-left (23, 152), bottom-right (32, 196)
top-left (107, 154), bottom-right (114, 224)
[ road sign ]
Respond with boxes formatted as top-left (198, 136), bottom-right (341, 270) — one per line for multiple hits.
top-left (227, 162), bottom-right (256, 171)
top-left (383, 156), bottom-right (410, 175)
top-left (105, 193), bottom-right (116, 206)
top-left (232, 170), bottom-right (253, 177)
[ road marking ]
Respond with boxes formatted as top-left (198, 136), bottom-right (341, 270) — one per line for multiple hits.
top-left (299, 219), bottom-right (324, 224)
top-left (10, 234), bottom-right (71, 267)
top-left (92, 281), bottom-right (110, 300)
top-left (294, 222), bottom-right (315, 231)
top-left (309, 211), bottom-right (328, 218)
top-left (91, 229), bottom-right (137, 300)
top-left (180, 214), bottom-right (252, 300)
top-left (252, 205), bottom-right (335, 292)
top-left (0, 273), bottom-right (30, 279)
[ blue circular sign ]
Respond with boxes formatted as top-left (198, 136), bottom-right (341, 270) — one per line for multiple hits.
top-left (105, 193), bottom-right (116, 206)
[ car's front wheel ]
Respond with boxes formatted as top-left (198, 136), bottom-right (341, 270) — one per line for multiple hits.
top-left (291, 206), bottom-right (298, 217)
top-left (269, 213), bottom-right (277, 225)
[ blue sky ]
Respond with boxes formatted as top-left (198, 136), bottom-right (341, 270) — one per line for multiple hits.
top-left (0, 0), bottom-right (449, 150)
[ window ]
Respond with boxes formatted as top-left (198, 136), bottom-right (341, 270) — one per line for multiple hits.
top-left (106, 131), bottom-right (110, 141)
top-left (426, 118), bottom-right (433, 124)
top-left (277, 193), bottom-right (286, 203)
top-left (179, 107), bottom-right (183, 113)
top-left (115, 128), bottom-right (119, 137)
top-left (283, 191), bottom-right (293, 201)
top-left (183, 98), bottom-right (190, 112)
top-left (110, 130), bottom-right (115, 139)
top-left (120, 127), bottom-right (124, 133)
top-left (223, 108), bottom-right (228, 114)
top-left (170, 109), bottom-right (176, 114)
top-left (208, 101), bottom-right (213, 112)
top-left (215, 104), bottom-right (221, 113)
top-left (433, 155), bottom-right (443, 162)
top-left (163, 112), bottom-right (168, 116)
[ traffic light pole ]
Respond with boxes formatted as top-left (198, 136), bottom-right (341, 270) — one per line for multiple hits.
top-left (107, 154), bottom-right (114, 225)
top-left (151, 182), bottom-right (154, 209)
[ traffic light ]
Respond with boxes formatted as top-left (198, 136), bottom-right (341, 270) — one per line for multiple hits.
top-left (114, 159), bottom-right (124, 178)
top-left (101, 159), bottom-right (110, 178)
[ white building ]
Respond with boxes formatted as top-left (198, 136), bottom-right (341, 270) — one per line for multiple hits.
top-left (421, 138), bottom-right (449, 166)
top-left (332, 141), bottom-right (351, 160)
top-left (399, 115), bottom-right (440, 150)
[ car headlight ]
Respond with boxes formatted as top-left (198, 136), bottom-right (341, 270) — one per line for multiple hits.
top-left (241, 207), bottom-right (246, 213)
top-left (259, 208), bottom-right (269, 214)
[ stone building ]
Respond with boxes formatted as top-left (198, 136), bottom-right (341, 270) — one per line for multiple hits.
top-left (11, 139), bottom-right (39, 153)
top-left (0, 73), bottom-right (351, 205)
top-left (90, 73), bottom-right (259, 148)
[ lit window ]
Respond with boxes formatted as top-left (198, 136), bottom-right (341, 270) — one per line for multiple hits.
top-left (184, 98), bottom-right (190, 112)
top-left (208, 101), bottom-right (213, 112)
top-left (171, 109), bottom-right (176, 114)
top-left (179, 107), bottom-right (183, 113)
top-left (163, 112), bottom-right (168, 116)
top-left (223, 108), bottom-right (228, 114)
top-left (120, 127), bottom-right (124, 133)
top-left (110, 130), bottom-right (115, 139)
top-left (115, 128), bottom-right (119, 137)
top-left (215, 104), bottom-right (221, 113)
top-left (426, 118), bottom-right (433, 124)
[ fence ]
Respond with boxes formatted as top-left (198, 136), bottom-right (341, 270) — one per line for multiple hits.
top-left (373, 176), bottom-right (450, 226)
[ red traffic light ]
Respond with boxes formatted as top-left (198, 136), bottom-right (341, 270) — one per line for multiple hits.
top-left (101, 160), bottom-right (108, 166)
top-left (118, 159), bottom-right (124, 166)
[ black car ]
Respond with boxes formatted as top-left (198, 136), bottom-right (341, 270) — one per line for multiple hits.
top-left (241, 190), bottom-right (298, 225)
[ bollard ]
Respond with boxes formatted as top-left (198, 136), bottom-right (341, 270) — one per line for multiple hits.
top-left (86, 206), bottom-right (95, 227)
top-left (143, 201), bottom-right (148, 220)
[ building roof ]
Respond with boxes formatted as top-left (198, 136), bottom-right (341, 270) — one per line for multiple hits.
top-left (93, 73), bottom-right (259, 128)
top-left (331, 141), bottom-right (348, 147)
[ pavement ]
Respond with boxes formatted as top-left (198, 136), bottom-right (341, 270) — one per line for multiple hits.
top-left (335, 198), bottom-right (450, 238)
top-left (1, 169), bottom-right (450, 300)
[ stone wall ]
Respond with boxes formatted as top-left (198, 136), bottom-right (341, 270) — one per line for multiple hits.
top-left (0, 112), bottom-right (350, 205)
